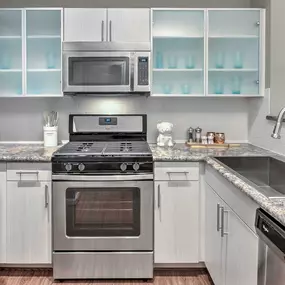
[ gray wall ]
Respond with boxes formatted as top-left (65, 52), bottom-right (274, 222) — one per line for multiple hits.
top-left (0, 0), bottom-right (251, 8)
top-left (0, 97), bottom-right (249, 143)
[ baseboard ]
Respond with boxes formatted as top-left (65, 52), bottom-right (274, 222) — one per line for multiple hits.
top-left (154, 262), bottom-right (205, 268)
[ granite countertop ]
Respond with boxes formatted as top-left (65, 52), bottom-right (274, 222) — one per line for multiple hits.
top-left (0, 144), bottom-right (61, 162)
top-left (151, 143), bottom-right (285, 227)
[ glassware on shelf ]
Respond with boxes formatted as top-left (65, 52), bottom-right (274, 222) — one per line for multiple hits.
top-left (215, 52), bottom-right (225, 69)
top-left (232, 76), bottom-right (242, 94)
top-left (233, 51), bottom-right (243, 69)
top-left (167, 55), bottom-right (177, 69)
top-left (46, 52), bottom-right (56, 69)
top-left (181, 84), bottom-right (191, 94)
top-left (185, 55), bottom-right (195, 69)
top-left (155, 51), bottom-right (164, 69)
top-left (162, 84), bottom-right (172, 94)
top-left (0, 53), bottom-right (11, 69)
top-left (213, 79), bottom-right (224, 94)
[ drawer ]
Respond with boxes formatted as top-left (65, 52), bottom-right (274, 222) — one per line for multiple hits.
top-left (154, 162), bottom-right (199, 181)
top-left (7, 170), bottom-right (51, 181)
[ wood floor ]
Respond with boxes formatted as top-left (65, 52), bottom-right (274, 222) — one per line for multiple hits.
top-left (0, 269), bottom-right (213, 285)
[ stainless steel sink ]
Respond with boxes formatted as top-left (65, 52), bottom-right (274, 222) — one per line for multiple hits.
top-left (214, 156), bottom-right (285, 200)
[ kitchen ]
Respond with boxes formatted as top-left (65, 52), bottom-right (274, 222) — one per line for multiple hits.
top-left (0, 0), bottom-right (285, 284)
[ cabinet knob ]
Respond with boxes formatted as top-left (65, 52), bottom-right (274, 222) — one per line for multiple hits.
top-left (256, 21), bottom-right (260, 26)
top-left (255, 80), bottom-right (260, 85)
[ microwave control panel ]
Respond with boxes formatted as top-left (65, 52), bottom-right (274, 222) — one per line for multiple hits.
top-left (137, 57), bottom-right (149, 85)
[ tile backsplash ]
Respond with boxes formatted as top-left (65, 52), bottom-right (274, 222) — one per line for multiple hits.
top-left (0, 96), bottom-right (249, 143)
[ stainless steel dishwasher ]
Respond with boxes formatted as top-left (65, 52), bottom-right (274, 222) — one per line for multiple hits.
top-left (255, 208), bottom-right (285, 285)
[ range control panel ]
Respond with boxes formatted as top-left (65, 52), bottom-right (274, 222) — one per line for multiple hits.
top-left (137, 57), bottom-right (149, 86)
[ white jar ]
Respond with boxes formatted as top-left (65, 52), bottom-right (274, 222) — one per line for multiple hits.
top-left (44, 126), bottom-right (58, 147)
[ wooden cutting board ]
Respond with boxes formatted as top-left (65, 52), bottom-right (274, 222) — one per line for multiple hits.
top-left (185, 142), bottom-right (241, 148)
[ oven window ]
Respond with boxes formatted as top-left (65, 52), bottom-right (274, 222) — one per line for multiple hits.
top-left (68, 57), bottom-right (129, 86)
top-left (66, 187), bottom-right (140, 237)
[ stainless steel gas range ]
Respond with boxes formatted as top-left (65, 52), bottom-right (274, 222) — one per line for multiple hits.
top-left (52, 114), bottom-right (153, 280)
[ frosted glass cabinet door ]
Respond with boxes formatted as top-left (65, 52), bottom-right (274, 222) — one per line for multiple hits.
top-left (152, 9), bottom-right (205, 96)
top-left (0, 9), bottom-right (23, 96)
top-left (208, 10), bottom-right (263, 96)
top-left (26, 9), bottom-right (62, 96)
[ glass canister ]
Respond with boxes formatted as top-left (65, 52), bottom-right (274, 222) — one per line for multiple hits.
top-left (215, 133), bottom-right (225, 144)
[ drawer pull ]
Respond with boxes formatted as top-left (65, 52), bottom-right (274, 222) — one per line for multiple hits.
top-left (167, 171), bottom-right (189, 180)
top-left (16, 171), bottom-right (39, 181)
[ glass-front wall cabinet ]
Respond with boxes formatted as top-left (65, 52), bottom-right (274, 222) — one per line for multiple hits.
top-left (151, 9), bottom-right (264, 97)
top-left (208, 10), bottom-right (261, 96)
top-left (0, 8), bottom-right (62, 97)
top-left (0, 10), bottom-right (23, 96)
top-left (152, 9), bottom-right (205, 96)
top-left (26, 9), bottom-right (62, 96)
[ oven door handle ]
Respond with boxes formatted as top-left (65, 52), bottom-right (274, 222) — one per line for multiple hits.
top-left (52, 174), bottom-right (153, 181)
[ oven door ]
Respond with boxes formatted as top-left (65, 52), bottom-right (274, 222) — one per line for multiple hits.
top-left (63, 52), bottom-right (132, 93)
top-left (53, 175), bottom-right (153, 251)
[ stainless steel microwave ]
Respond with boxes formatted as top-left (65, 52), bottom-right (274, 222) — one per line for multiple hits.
top-left (62, 42), bottom-right (151, 95)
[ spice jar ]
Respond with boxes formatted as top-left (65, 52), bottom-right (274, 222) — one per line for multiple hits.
top-left (215, 132), bottom-right (225, 144)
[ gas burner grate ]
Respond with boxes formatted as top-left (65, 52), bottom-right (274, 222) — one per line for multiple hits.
top-left (76, 142), bottom-right (94, 152)
top-left (120, 142), bottom-right (133, 152)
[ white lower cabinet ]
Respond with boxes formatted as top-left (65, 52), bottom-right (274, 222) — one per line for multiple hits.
top-left (205, 182), bottom-right (258, 285)
top-left (0, 167), bottom-right (6, 263)
top-left (154, 164), bottom-right (200, 264)
top-left (6, 181), bottom-right (52, 264)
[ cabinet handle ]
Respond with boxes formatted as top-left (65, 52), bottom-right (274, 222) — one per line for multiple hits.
top-left (221, 207), bottom-right (229, 237)
top-left (101, 20), bottom-right (104, 41)
top-left (217, 203), bottom-right (221, 232)
top-left (109, 20), bottom-right (112, 41)
top-left (16, 171), bottom-right (39, 181)
top-left (45, 185), bottom-right (49, 208)
top-left (158, 184), bottom-right (161, 209)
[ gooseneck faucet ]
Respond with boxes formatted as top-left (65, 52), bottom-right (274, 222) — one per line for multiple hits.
top-left (272, 107), bottom-right (285, 139)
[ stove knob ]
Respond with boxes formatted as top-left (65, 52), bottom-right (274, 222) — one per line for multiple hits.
top-left (78, 163), bottom-right (85, 172)
top-left (65, 163), bottom-right (72, 172)
top-left (133, 163), bottom-right (140, 172)
top-left (120, 163), bottom-right (127, 172)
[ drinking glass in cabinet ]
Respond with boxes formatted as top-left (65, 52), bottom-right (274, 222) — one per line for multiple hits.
top-left (213, 80), bottom-right (224, 94)
top-left (185, 55), bottom-right (195, 69)
top-left (155, 52), bottom-right (164, 69)
top-left (0, 54), bottom-right (11, 69)
top-left (234, 51), bottom-right (243, 69)
top-left (232, 76), bottom-right (242, 94)
top-left (168, 55), bottom-right (177, 69)
top-left (46, 52), bottom-right (56, 69)
top-left (162, 84), bottom-right (172, 94)
top-left (215, 52), bottom-right (225, 69)
top-left (181, 84), bottom-right (191, 94)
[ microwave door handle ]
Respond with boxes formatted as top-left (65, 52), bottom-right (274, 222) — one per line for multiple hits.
top-left (101, 20), bottom-right (104, 41)
top-left (130, 55), bottom-right (135, 91)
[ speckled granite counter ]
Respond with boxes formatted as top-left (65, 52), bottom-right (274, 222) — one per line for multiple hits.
top-left (151, 143), bottom-right (285, 227)
top-left (150, 143), bottom-right (272, 161)
top-left (0, 144), bottom-right (61, 162)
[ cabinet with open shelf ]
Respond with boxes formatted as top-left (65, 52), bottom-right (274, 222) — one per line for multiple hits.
top-left (151, 8), bottom-right (265, 97)
top-left (0, 8), bottom-right (62, 97)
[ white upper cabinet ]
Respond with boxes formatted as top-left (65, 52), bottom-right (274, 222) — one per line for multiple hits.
top-left (107, 9), bottom-right (150, 42)
top-left (64, 8), bottom-right (150, 43)
top-left (64, 9), bottom-right (107, 42)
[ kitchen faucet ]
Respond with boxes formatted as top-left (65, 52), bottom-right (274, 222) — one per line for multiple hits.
top-left (272, 107), bottom-right (285, 139)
